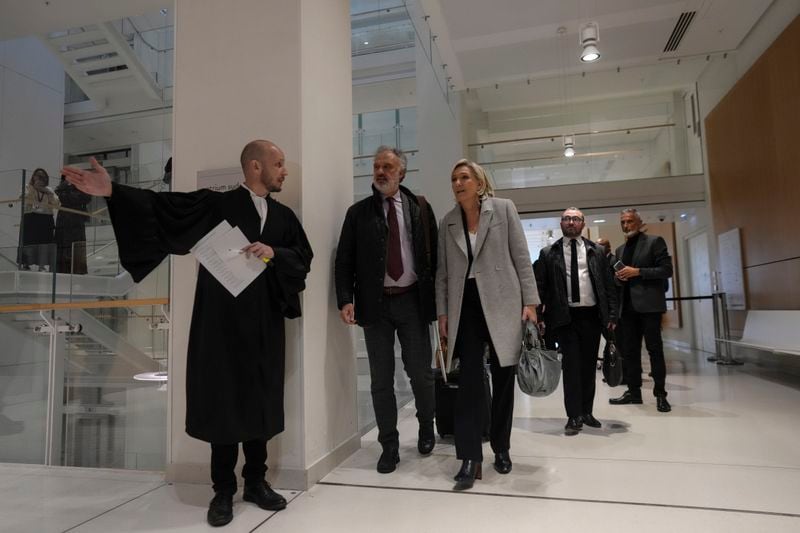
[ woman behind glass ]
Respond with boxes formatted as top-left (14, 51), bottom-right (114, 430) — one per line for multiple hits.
top-left (436, 159), bottom-right (539, 490)
top-left (20, 168), bottom-right (60, 271)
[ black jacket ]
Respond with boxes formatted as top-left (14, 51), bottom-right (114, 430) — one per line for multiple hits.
top-left (335, 185), bottom-right (437, 326)
top-left (534, 237), bottom-right (618, 330)
top-left (614, 232), bottom-right (673, 314)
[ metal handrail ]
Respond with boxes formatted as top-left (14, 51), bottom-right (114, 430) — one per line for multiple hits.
top-left (122, 17), bottom-right (173, 53)
top-left (468, 123), bottom-right (676, 149)
top-left (0, 297), bottom-right (169, 314)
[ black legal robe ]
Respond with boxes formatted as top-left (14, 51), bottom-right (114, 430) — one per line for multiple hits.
top-left (106, 183), bottom-right (313, 444)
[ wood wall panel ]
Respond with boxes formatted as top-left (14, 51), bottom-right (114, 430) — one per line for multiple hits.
top-left (745, 258), bottom-right (800, 310)
top-left (705, 15), bottom-right (800, 309)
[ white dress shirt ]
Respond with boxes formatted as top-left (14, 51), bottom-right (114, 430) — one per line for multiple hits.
top-left (241, 183), bottom-right (268, 233)
top-left (382, 191), bottom-right (417, 287)
top-left (563, 238), bottom-right (597, 307)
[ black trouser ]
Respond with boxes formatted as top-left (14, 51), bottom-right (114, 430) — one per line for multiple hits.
top-left (362, 288), bottom-right (435, 450)
top-left (619, 309), bottom-right (667, 397)
top-left (454, 279), bottom-right (516, 461)
top-left (553, 306), bottom-right (602, 418)
top-left (210, 438), bottom-right (268, 494)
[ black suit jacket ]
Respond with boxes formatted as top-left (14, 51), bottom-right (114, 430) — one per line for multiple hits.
top-left (534, 237), bottom-right (618, 330)
top-left (334, 185), bottom-right (438, 326)
top-left (615, 232), bottom-right (673, 314)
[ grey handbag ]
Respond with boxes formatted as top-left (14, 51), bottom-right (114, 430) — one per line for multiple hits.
top-left (517, 322), bottom-right (562, 397)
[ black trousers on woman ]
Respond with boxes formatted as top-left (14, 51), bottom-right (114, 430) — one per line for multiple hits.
top-left (454, 279), bottom-right (516, 461)
top-left (210, 438), bottom-right (268, 494)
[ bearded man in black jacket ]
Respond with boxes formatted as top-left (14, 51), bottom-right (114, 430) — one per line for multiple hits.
top-left (335, 146), bottom-right (438, 473)
top-left (535, 208), bottom-right (618, 435)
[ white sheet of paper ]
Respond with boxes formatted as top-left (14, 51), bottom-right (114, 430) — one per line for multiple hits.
top-left (190, 221), bottom-right (266, 297)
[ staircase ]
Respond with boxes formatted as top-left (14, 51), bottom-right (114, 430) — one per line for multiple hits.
top-left (42, 22), bottom-right (162, 108)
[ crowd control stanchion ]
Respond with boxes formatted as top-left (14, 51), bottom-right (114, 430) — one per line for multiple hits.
top-left (665, 295), bottom-right (743, 365)
top-left (710, 292), bottom-right (743, 366)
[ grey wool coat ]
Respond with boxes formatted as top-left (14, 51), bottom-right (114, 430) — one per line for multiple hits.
top-left (435, 197), bottom-right (540, 368)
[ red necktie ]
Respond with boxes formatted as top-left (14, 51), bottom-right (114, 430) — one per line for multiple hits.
top-left (386, 197), bottom-right (404, 281)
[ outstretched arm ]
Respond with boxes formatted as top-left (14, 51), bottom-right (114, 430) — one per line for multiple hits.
top-left (61, 158), bottom-right (113, 197)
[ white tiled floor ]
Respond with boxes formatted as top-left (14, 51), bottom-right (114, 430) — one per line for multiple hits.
top-left (2, 346), bottom-right (799, 532)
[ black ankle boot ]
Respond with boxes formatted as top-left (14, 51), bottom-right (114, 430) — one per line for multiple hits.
top-left (453, 460), bottom-right (482, 491)
top-left (493, 451), bottom-right (512, 474)
top-left (243, 481), bottom-right (287, 511)
top-left (207, 491), bottom-right (234, 527)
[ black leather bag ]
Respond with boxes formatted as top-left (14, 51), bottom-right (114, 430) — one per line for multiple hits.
top-left (602, 333), bottom-right (624, 387)
top-left (517, 322), bottom-right (562, 397)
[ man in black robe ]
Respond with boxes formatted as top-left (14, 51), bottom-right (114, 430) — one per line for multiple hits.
top-left (63, 140), bottom-right (313, 527)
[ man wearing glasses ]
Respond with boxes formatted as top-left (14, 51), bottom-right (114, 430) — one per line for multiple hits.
top-left (534, 208), bottom-right (618, 435)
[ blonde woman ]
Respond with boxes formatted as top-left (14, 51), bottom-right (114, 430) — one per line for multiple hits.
top-left (435, 159), bottom-right (539, 490)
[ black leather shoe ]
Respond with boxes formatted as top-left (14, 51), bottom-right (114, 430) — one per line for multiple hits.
top-left (582, 414), bottom-right (602, 428)
top-left (207, 491), bottom-right (233, 527)
top-left (453, 460), bottom-right (482, 490)
top-left (418, 427), bottom-right (435, 455)
top-left (565, 417), bottom-right (583, 435)
top-left (656, 396), bottom-right (672, 413)
top-left (377, 447), bottom-right (400, 473)
top-left (493, 451), bottom-right (512, 474)
top-left (243, 481), bottom-right (287, 511)
top-left (609, 390), bottom-right (643, 405)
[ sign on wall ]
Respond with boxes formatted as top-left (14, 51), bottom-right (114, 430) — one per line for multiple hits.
top-left (196, 167), bottom-right (242, 192)
top-left (717, 228), bottom-right (746, 310)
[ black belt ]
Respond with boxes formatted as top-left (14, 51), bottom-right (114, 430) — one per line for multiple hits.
top-left (383, 283), bottom-right (417, 296)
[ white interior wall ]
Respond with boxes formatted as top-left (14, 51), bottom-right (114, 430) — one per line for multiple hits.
top-left (353, 77), bottom-right (415, 114)
top-left (298, 0), bottom-right (357, 480)
top-left (415, 45), bottom-right (465, 222)
top-left (0, 37), bottom-right (64, 252)
top-left (170, 0), bottom-right (356, 490)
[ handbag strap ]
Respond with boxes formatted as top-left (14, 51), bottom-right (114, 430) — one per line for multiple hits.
top-left (417, 195), bottom-right (432, 267)
top-left (459, 207), bottom-right (474, 281)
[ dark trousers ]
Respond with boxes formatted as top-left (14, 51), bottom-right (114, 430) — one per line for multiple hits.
top-left (619, 309), bottom-right (667, 397)
top-left (553, 307), bottom-right (602, 418)
top-left (210, 438), bottom-right (267, 494)
top-left (363, 289), bottom-right (435, 449)
top-left (454, 279), bottom-right (516, 461)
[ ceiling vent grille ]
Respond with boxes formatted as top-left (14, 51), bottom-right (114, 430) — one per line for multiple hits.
top-left (663, 11), bottom-right (696, 52)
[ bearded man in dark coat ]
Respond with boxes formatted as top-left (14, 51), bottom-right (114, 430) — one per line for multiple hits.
top-left (62, 140), bottom-right (313, 527)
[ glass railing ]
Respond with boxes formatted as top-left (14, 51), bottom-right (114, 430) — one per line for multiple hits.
top-left (403, 0), bottom-right (454, 111)
top-left (113, 17), bottom-right (174, 91)
top-left (0, 300), bottom-right (168, 470)
top-left (352, 19), bottom-right (415, 56)
top-left (0, 167), bottom-right (167, 307)
top-left (470, 122), bottom-right (705, 190)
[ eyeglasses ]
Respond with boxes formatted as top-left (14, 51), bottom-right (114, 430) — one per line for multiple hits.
top-left (561, 216), bottom-right (584, 223)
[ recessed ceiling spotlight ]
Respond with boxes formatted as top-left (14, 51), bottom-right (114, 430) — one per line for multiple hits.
top-left (580, 22), bottom-right (601, 62)
top-left (680, 213), bottom-right (688, 219)
top-left (563, 135), bottom-right (575, 157)
top-left (363, 41), bottom-right (369, 45)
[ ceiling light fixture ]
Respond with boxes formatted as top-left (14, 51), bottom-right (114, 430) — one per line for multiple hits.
top-left (580, 22), bottom-right (601, 62)
top-left (593, 219), bottom-right (606, 224)
top-left (563, 135), bottom-right (575, 157)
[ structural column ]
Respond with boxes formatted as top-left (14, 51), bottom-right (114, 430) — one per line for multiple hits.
top-left (169, 0), bottom-right (356, 489)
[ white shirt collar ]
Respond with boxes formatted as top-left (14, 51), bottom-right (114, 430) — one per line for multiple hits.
top-left (240, 183), bottom-right (268, 232)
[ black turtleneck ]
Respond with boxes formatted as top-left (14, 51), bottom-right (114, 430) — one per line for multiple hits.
top-left (622, 232), bottom-right (641, 310)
